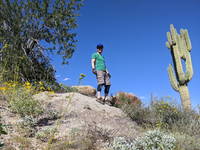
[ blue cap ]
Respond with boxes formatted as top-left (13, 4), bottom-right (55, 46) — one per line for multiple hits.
top-left (96, 44), bottom-right (104, 49)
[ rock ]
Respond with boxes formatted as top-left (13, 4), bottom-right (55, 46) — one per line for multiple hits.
top-left (35, 92), bottom-right (141, 139)
top-left (1, 92), bottom-right (141, 150)
top-left (72, 85), bottom-right (96, 97)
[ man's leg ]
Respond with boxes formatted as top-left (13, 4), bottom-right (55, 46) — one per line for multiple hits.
top-left (104, 72), bottom-right (111, 100)
top-left (104, 85), bottom-right (110, 100)
top-left (97, 84), bottom-right (104, 99)
top-left (96, 70), bottom-right (105, 99)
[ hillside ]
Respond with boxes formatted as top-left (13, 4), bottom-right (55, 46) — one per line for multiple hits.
top-left (1, 92), bottom-right (141, 150)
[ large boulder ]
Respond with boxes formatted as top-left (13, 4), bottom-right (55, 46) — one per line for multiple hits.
top-left (72, 85), bottom-right (96, 97)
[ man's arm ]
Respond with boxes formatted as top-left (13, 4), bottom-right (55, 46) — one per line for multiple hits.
top-left (91, 59), bottom-right (97, 74)
top-left (91, 59), bottom-right (95, 69)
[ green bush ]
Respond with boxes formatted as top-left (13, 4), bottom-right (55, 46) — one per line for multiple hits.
top-left (110, 130), bottom-right (176, 150)
top-left (36, 127), bottom-right (57, 142)
top-left (132, 129), bottom-right (176, 150)
top-left (151, 100), bottom-right (181, 129)
top-left (123, 104), bottom-right (151, 127)
top-left (110, 137), bottom-right (133, 150)
top-left (5, 87), bottom-right (43, 117)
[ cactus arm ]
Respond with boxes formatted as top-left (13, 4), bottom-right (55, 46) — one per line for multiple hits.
top-left (167, 32), bottom-right (173, 46)
top-left (167, 64), bottom-right (179, 92)
top-left (170, 24), bottom-right (177, 42)
top-left (185, 51), bottom-right (194, 81)
top-left (183, 29), bottom-right (192, 51)
top-left (172, 43), bottom-right (185, 84)
top-left (166, 41), bottom-right (170, 49)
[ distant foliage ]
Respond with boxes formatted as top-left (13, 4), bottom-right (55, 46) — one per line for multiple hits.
top-left (0, 0), bottom-right (83, 83)
top-left (122, 97), bottom-right (200, 150)
top-left (114, 92), bottom-right (141, 108)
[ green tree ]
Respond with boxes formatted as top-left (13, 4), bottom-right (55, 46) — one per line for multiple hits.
top-left (0, 0), bottom-right (83, 82)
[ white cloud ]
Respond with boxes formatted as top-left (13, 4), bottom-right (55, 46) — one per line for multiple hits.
top-left (63, 78), bottom-right (70, 81)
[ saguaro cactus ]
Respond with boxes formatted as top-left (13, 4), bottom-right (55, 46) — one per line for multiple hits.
top-left (166, 24), bottom-right (193, 110)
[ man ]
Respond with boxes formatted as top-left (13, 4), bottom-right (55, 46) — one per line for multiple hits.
top-left (91, 44), bottom-right (111, 104)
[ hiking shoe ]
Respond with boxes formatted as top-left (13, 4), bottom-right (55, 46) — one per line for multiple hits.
top-left (105, 100), bottom-right (111, 106)
top-left (96, 97), bottom-right (105, 104)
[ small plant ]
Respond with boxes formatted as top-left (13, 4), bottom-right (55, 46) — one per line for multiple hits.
top-left (132, 130), bottom-right (176, 150)
top-left (0, 122), bottom-right (7, 147)
top-left (36, 127), bottom-right (57, 142)
top-left (17, 116), bottom-right (38, 137)
top-left (110, 137), bottom-right (133, 150)
top-left (3, 85), bottom-right (43, 117)
top-left (11, 135), bottom-right (33, 149)
top-left (78, 73), bottom-right (86, 85)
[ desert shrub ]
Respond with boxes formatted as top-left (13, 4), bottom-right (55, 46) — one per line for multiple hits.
top-left (3, 85), bottom-right (43, 117)
top-left (10, 136), bottom-right (33, 150)
top-left (151, 100), bottom-right (181, 128)
top-left (46, 127), bottom-right (97, 150)
top-left (122, 96), bottom-right (200, 150)
top-left (110, 137), bottom-right (133, 150)
top-left (169, 110), bottom-right (200, 136)
top-left (17, 116), bottom-right (38, 137)
top-left (132, 129), bottom-right (176, 150)
top-left (173, 132), bottom-right (200, 150)
top-left (114, 92), bottom-right (141, 108)
top-left (110, 130), bottom-right (176, 150)
top-left (36, 127), bottom-right (57, 142)
top-left (123, 104), bottom-right (152, 127)
top-left (151, 100), bottom-right (200, 136)
top-left (123, 97), bottom-right (200, 133)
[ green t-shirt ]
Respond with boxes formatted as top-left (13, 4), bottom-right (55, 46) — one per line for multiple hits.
top-left (92, 52), bottom-right (106, 71)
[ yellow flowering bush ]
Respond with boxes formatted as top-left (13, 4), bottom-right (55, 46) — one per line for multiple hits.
top-left (152, 100), bottom-right (180, 128)
top-left (0, 81), bottom-right (55, 117)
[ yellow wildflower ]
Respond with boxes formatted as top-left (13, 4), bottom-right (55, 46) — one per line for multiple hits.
top-left (39, 86), bottom-right (45, 90)
top-left (0, 87), bottom-right (7, 91)
top-left (24, 82), bottom-right (31, 86)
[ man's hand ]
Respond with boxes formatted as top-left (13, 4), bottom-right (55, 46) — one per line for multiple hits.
top-left (92, 68), bottom-right (97, 75)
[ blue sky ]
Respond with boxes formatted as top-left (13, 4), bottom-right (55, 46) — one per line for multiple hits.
top-left (51, 0), bottom-right (200, 108)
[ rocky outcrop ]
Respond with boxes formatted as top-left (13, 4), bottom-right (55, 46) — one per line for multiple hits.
top-left (72, 85), bottom-right (96, 97)
top-left (1, 92), bottom-right (141, 150)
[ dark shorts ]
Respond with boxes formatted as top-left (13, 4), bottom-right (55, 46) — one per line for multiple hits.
top-left (96, 70), bottom-right (111, 85)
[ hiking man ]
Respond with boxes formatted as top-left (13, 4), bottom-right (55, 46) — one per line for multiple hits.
top-left (91, 44), bottom-right (111, 103)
